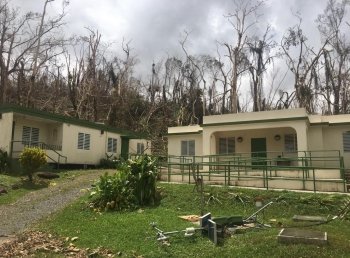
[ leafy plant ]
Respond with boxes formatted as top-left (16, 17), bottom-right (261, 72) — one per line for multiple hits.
top-left (19, 147), bottom-right (47, 182)
top-left (90, 171), bottom-right (136, 211)
top-left (90, 155), bottom-right (160, 211)
top-left (0, 148), bottom-right (9, 173)
top-left (128, 155), bottom-right (159, 206)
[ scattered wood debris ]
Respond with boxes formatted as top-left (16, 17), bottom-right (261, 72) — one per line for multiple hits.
top-left (179, 215), bottom-right (200, 223)
top-left (0, 231), bottom-right (115, 257)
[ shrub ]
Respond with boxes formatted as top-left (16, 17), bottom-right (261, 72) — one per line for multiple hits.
top-left (19, 147), bottom-right (47, 182)
top-left (90, 155), bottom-right (160, 211)
top-left (0, 148), bottom-right (9, 173)
top-left (90, 170), bottom-right (136, 211)
top-left (128, 155), bottom-right (159, 206)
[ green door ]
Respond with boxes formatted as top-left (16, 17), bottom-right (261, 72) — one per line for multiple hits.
top-left (251, 138), bottom-right (267, 168)
top-left (121, 137), bottom-right (130, 160)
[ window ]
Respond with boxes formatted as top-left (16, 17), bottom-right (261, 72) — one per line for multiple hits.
top-left (22, 126), bottom-right (39, 145)
top-left (284, 134), bottom-right (297, 152)
top-left (108, 138), bottom-right (117, 153)
top-left (181, 140), bottom-right (195, 156)
top-left (219, 137), bottom-right (235, 154)
top-left (343, 132), bottom-right (350, 152)
top-left (77, 133), bottom-right (90, 150)
top-left (137, 142), bottom-right (145, 154)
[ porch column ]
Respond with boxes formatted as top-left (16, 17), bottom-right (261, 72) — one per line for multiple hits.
top-left (293, 122), bottom-right (308, 156)
top-left (202, 130), bottom-right (212, 156)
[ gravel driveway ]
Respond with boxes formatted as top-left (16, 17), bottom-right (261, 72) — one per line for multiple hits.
top-left (0, 170), bottom-right (106, 237)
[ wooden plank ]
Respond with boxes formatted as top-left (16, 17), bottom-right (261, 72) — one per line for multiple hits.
top-left (292, 215), bottom-right (327, 222)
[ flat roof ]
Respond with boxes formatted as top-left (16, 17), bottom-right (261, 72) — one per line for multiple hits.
top-left (167, 125), bottom-right (202, 135)
top-left (203, 108), bottom-right (308, 127)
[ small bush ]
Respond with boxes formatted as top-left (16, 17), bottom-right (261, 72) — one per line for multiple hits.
top-left (128, 155), bottom-right (159, 206)
top-left (90, 170), bottom-right (136, 211)
top-left (90, 155), bottom-right (160, 211)
top-left (0, 149), bottom-right (9, 173)
top-left (19, 147), bottom-right (47, 182)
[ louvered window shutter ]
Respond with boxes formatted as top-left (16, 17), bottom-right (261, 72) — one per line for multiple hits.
top-left (22, 126), bottom-right (31, 144)
top-left (31, 128), bottom-right (39, 143)
top-left (108, 138), bottom-right (113, 152)
top-left (78, 133), bottom-right (84, 149)
top-left (343, 132), bottom-right (350, 152)
top-left (84, 134), bottom-right (90, 150)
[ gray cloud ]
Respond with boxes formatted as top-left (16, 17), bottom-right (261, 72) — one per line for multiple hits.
top-left (10, 0), bottom-right (332, 81)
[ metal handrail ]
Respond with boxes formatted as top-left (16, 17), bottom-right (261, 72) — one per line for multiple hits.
top-left (11, 140), bottom-right (67, 167)
top-left (149, 151), bottom-right (347, 192)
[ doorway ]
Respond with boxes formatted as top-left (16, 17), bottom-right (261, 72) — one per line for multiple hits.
top-left (251, 138), bottom-right (267, 168)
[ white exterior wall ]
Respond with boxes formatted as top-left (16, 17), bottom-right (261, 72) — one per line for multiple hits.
top-left (322, 125), bottom-right (350, 168)
top-left (307, 126), bottom-right (324, 151)
top-left (129, 139), bottom-right (151, 155)
top-left (105, 131), bottom-right (122, 158)
top-left (166, 108), bottom-right (350, 176)
top-left (11, 116), bottom-right (63, 157)
top-left (61, 123), bottom-right (122, 165)
top-left (202, 120), bottom-right (308, 156)
top-left (0, 112), bottom-right (13, 153)
top-left (213, 127), bottom-right (297, 158)
top-left (167, 134), bottom-right (203, 156)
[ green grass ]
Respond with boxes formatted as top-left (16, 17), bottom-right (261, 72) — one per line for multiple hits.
top-left (38, 183), bottom-right (350, 258)
top-left (0, 174), bottom-right (48, 205)
top-left (0, 169), bottom-right (101, 205)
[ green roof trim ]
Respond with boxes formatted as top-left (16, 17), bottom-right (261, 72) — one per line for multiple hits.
top-left (202, 116), bottom-right (308, 127)
top-left (0, 104), bottom-right (146, 138)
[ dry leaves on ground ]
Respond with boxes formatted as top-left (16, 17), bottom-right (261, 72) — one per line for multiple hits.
top-left (0, 230), bottom-right (115, 257)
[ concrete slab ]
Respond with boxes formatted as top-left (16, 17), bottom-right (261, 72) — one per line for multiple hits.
top-left (277, 228), bottom-right (327, 245)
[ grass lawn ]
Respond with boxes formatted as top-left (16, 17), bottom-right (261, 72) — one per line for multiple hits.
top-left (0, 174), bottom-right (48, 205)
top-left (0, 170), bottom-right (101, 205)
top-left (37, 183), bottom-right (350, 258)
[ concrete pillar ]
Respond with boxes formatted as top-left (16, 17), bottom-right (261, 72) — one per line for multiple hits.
top-left (295, 123), bottom-right (308, 153)
top-left (202, 130), bottom-right (212, 156)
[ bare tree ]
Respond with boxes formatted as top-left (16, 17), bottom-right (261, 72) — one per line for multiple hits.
top-left (223, 0), bottom-right (264, 113)
top-left (247, 25), bottom-right (275, 111)
top-left (317, 0), bottom-right (350, 114)
top-left (0, 0), bottom-right (67, 105)
top-left (281, 16), bottom-right (328, 113)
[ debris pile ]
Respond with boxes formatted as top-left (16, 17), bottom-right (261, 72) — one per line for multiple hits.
top-left (0, 231), bottom-right (115, 257)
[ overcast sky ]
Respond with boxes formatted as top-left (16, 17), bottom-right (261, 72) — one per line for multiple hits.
top-left (11, 0), bottom-right (329, 81)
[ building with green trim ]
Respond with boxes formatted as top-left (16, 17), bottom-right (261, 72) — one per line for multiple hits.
top-left (0, 105), bottom-right (150, 166)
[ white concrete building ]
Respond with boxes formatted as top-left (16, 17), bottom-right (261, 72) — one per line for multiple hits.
top-left (166, 108), bottom-right (350, 192)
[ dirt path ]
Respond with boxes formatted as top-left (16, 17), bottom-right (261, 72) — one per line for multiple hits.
top-left (0, 170), bottom-right (107, 237)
